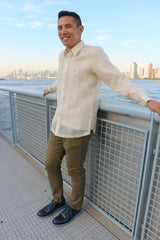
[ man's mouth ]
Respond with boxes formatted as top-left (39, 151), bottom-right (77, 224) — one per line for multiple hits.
top-left (62, 36), bottom-right (70, 42)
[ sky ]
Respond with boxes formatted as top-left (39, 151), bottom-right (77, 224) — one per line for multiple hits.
top-left (0, 0), bottom-right (160, 77)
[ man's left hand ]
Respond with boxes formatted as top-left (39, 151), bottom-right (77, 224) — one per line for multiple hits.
top-left (147, 100), bottom-right (160, 116)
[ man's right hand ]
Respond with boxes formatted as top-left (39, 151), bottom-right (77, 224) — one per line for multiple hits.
top-left (43, 89), bottom-right (50, 96)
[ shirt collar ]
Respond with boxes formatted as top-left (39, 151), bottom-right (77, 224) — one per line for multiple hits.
top-left (64, 41), bottom-right (84, 56)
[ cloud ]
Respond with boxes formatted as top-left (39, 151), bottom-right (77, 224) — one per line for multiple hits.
top-left (14, 21), bottom-right (27, 28)
top-left (0, 48), bottom-right (11, 54)
top-left (0, 0), bottom-right (12, 8)
top-left (31, 21), bottom-right (43, 29)
top-left (43, 0), bottom-right (68, 6)
top-left (47, 23), bottom-right (57, 29)
top-left (88, 29), bottom-right (112, 45)
top-left (0, 16), bottom-right (27, 28)
top-left (26, 15), bottom-right (35, 19)
top-left (21, 1), bottom-right (68, 14)
top-left (43, 17), bottom-right (57, 28)
top-left (21, 2), bottom-right (44, 13)
top-left (0, 17), bottom-right (15, 22)
top-left (95, 34), bottom-right (112, 44)
top-left (121, 40), bottom-right (135, 48)
top-left (43, 17), bottom-right (55, 22)
top-left (0, 48), bottom-right (6, 52)
top-left (88, 35), bottom-right (112, 45)
top-left (2, 16), bottom-right (43, 29)
top-left (1, 17), bottom-right (27, 28)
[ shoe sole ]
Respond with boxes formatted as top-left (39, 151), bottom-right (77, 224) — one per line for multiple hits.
top-left (52, 210), bottom-right (82, 226)
top-left (37, 204), bottom-right (66, 219)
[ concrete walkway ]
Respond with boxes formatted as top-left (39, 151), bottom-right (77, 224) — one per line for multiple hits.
top-left (0, 136), bottom-right (119, 240)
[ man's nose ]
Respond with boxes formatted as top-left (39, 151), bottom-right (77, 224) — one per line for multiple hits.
top-left (61, 27), bottom-right (67, 34)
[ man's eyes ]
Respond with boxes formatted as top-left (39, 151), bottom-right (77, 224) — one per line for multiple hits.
top-left (58, 24), bottom-right (72, 30)
top-left (66, 24), bottom-right (72, 28)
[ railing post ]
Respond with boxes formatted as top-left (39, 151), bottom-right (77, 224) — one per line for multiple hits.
top-left (133, 112), bottom-right (159, 240)
top-left (9, 92), bottom-right (17, 146)
top-left (45, 97), bottom-right (50, 142)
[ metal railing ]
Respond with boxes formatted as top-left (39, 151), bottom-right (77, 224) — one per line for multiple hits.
top-left (0, 87), bottom-right (160, 240)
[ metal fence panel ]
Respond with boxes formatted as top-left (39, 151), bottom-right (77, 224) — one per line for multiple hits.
top-left (141, 134), bottom-right (160, 240)
top-left (15, 94), bottom-right (48, 164)
top-left (0, 91), bottom-right (12, 140)
top-left (85, 118), bottom-right (148, 236)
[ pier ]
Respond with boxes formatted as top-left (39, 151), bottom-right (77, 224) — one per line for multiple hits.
top-left (0, 135), bottom-right (118, 240)
top-left (0, 87), bottom-right (160, 240)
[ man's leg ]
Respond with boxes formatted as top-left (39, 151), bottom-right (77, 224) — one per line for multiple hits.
top-left (65, 134), bottom-right (91, 210)
top-left (45, 131), bottom-right (65, 203)
top-left (52, 133), bottom-right (91, 225)
top-left (37, 132), bottom-right (65, 218)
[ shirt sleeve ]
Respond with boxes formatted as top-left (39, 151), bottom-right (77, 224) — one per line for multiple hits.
top-left (92, 47), bottom-right (150, 106)
top-left (48, 80), bottom-right (57, 93)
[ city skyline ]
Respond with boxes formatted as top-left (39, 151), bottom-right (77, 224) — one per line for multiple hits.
top-left (1, 0), bottom-right (160, 77)
top-left (5, 62), bottom-right (160, 80)
top-left (126, 62), bottom-right (160, 79)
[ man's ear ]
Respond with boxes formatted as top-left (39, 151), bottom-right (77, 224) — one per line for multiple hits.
top-left (80, 25), bottom-right (84, 34)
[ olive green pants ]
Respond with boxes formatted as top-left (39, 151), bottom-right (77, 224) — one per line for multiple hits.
top-left (44, 131), bottom-right (91, 210)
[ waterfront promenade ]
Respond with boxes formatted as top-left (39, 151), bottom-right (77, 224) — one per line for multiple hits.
top-left (0, 135), bottom-right (119, 240)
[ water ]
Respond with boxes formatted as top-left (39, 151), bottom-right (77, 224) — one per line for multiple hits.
top-left (0, 78), bottom-right (160, 103)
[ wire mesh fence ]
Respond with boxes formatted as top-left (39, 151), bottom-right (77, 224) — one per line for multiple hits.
top-left (85, 118), bottom-right (148, 234)
top-left (0, 88), bottom-right (160, 239)
top-left (15, 94), bottom-right (48, 164)
top-left (141, 134), bottom-right (160, 240)
top-left (0, 91), bottom-right (12, 140)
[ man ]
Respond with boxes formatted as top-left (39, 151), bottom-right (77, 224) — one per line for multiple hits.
top-left (37, 11), bottom-right (160, 226)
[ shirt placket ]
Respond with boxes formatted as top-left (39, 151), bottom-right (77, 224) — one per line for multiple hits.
top-left (55, 52), bottom-right (72, 133)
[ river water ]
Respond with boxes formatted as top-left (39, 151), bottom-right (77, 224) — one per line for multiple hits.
top-left (0, 78), bottom-right (160, 103)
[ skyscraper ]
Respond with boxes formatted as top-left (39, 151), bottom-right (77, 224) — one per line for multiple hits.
top-left (139, 68), bottom-right (144, 79)
top-left (147, 63), bottom-right (153, 78)
top-left (130, 62), bottom-right (137, 79)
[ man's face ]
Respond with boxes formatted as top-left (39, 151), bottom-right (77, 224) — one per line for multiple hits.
top-left (58, 16), bottom-right (84, 50)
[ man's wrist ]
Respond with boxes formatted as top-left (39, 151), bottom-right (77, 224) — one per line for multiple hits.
top-left (140, 96), bottom-right (151, 106)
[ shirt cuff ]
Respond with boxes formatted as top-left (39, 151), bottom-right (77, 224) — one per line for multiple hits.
top-left (140, 96), bottom-right (151, 106)
top-left (48, 86), bottom-right (56, 93)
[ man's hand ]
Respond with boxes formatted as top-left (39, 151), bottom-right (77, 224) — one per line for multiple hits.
top-left (147, 100), bottom-right (160, 116)
top-left (43, 89), bottom-right (50, 96)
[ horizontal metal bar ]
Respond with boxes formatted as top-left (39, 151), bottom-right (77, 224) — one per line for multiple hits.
top-left (16, 96), bottom-right (45, 107)
top-left (1, 87), bottom-right (158, 122)
top-left (99, 100), bottom-right (160, 123)
top-left (0, 87), bottom-right (44, 99)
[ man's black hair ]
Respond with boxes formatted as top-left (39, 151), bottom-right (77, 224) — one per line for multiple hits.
top-left (58, 11), bottom-right (82, 27)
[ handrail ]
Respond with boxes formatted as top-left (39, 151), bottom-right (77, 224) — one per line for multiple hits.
top-left (1, 86), bottom-right (159, 123)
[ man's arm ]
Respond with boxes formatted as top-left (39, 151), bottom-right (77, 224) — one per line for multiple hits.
top-left (43, 89), bottom-right (50, 96)
top-left (43, 80), bottom-right (57, 96)
top-left (147, 100), bottom-right (160, 116)
top-left (92, 47), bottom-right (160, 115)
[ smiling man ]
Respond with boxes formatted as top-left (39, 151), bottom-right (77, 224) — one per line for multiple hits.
top-left (37, 11), bottom-right (160, 226)
top-left (57, 14), bottom-right (84, 50)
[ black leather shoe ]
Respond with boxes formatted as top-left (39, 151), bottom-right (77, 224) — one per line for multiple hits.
top-left (37, 199), bottom-right (65, 218)
top-left (52, 205), bottom-right (81, 226)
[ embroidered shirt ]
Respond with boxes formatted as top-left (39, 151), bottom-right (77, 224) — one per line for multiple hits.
top-left (48, 41), bottom-right (150, 138)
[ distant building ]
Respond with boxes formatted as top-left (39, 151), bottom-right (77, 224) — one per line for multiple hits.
top-left (130, 62), bottom-right (137, 79)
top-left (147, 63), bottom-right (153, 78)
top-left (19, 69), bottom-right (23, 76)
top-left (155, 68), bottom-right (160, 79)
top-left (139, 68), bottom-right (144, 79)
top-left (14, 71), bottom-right (17, 78)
